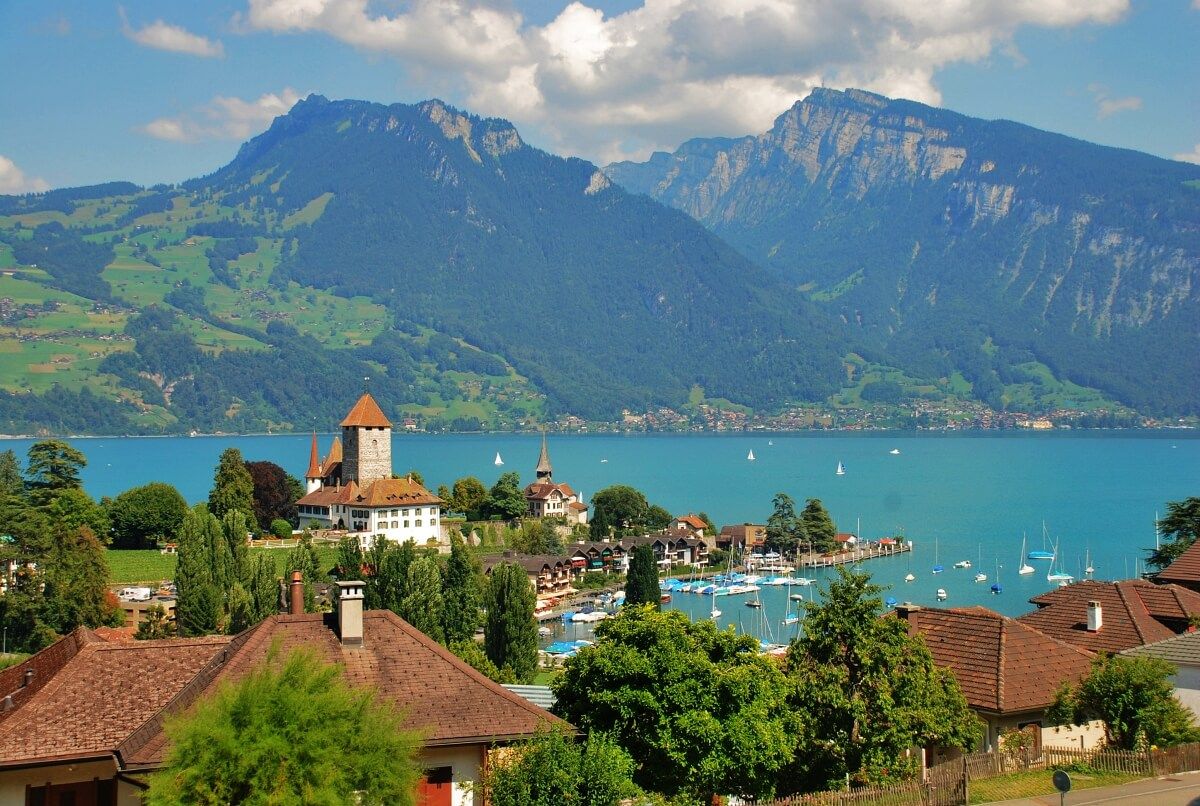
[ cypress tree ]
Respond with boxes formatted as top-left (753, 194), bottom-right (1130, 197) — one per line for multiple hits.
top-left (485, 563), bottom-right (538, 682)
top-left (249, 553), bottom-right (280, 621)
top-left (222, 509), bottom-right (250, 585)
top-left (287, 534), bottom-right (321, 612)
top-left (176, 506), bottom-right (221, 636)
top-left (399, 557), bottom-right (445, 643)
top-left (208, 448), bottom-right (254, 522)
top-left (624, 545), bottom-right (660, 608)
top-left (206, 510), bottom-right (232, 600)
top-left (442, 534), bottom-right (481, 644)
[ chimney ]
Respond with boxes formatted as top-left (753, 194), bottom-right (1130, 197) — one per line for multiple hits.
top-left (1087, 601), bottom-right (1103, 632)
top-left (336, 581), bottom-right (365, 646)
top-left (289, 571), bottom-right (304, 615)
top-left (22, 669), bottom-right (33, 688)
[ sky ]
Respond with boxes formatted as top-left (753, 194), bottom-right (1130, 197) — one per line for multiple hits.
top-left (1, 0), bottom-right (1198, 192)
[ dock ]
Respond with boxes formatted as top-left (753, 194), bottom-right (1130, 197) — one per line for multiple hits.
top-left (798, 540), bottom-right (911, 569)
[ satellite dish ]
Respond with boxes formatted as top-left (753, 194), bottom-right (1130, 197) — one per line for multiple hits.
top-left (1053, 769), bottom-right (1072, 793)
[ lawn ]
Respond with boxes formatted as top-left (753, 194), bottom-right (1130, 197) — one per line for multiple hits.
top-left (968, 768), bottom-right (1144, 803)
top-left (105, 545), bottom-right (342, 584)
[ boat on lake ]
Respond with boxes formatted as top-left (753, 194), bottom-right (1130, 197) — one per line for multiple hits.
top-left (974, 572), bottom-right (987, 583)
top-left (1047, 540), bottom-right (1073, 585)
top-left (1028, 523), bottom-right (1055, 560)
top-left (747, 449), bottom-right (756, 461)
top-left (890, 448), bottom-right (901, 455)
top-left (1018, 534), bottom-right (1036, 575)
top-left (836, 461), bottom-right (845, 476)
top-left (953, 560), bottom-right (971, 569)
top-left (494, 452), bottom-right (504, 466)
top-left (936, 588), bottom-right (948, 601)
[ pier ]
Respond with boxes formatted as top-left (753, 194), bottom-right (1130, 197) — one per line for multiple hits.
top-left (798, 540), bottom-right (911, 569)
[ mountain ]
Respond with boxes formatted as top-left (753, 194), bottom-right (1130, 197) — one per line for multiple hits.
top-left (606, 88), bottom-right (1200, 415)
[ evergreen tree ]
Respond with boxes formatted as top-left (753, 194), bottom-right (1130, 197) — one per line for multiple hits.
top-left (363, 535), bottom-right (389, 610)
top-left (801, 498), bottom-right (837, 554)
top-left (249, 553), bottom-right (280, 621)
top-left (1148, 497), bottom-right (1200, 570)
top-left (222, 509), bottom-right (250, 585)
top-left (175, 506), bottom-right (221, 636)
top-left (442, 534), bottom-right (482, 644)
top-left (624, 545), bottom-right (660, 608)
top-left (25, 439), bottom-right (86, 506)
top-left (208, 447), bottom-right (254, 522)
top-left (376, 540), bottom-right (416, 613)
top-left (135, 603), bottom-right (177, 640)
top-left (40, 525), bottom-right (122, 637)
top-left (287, 533), bottom-right (321, 612)
top-left (0, 449), bottom-right (24, 498)
top-left (336, 535), bottom-right (365, 579)
top-left (485, 563), bottom-right (538, 682)
top-left (226, 582), bottom-right (255, 634)
top-left (206, 509), bottom-right (233, 601)
top-left (488, 472), bottom-right (526, 521)
top-left (399, 556), bottom-right (445, 643)
top-left (766, 492), bottom-right (805, 555)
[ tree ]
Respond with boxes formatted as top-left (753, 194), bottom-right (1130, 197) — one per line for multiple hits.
top-left (0, 449), bottom-right (22, 498)
top-left (801, 498), bottom-right (837, 554)
top-left (450, 639), bottom-right (515, 683)
top-left (226, 583), bottom-right (255, 634)
top-left (485, 563), bottom-right (538, 682)
top-left (590, 485), bottom-right (649, 537)
top-left (145, 647), bottom-right (420, 806)
top-left (245, 460), bottom-right (303, 532)
top-left (624, 546), bottom-right (660, 608)
top-left (135, 603), bottom-right (177, 640)
top-left (107, 482), bottom-right (188, 549)
top-left (269, 518), bottom-right (292, 539)
top-left (222, 510), bottom-right (251, 587)
top-left (175, 506), bottom-right (221, 636)
top-left (336, 535), bottom-right (364, 579)
top-left (208, 447), bottom-right (254, 522)
top-left (1148, 497), bottom-right (1200, 570)
top-left (25, 439), bottom-right (86, 505)
top-left (248, 553), bottom-right (280, 622)
top-left (784, 568), bottom-right (977, 790)
top-left (1049, 654), bottom-right (1200, 749)
top-left (451, 476), bottom-right (489, 518)
top-left (40, 525), bottom-right (123, 638)
top-left (486, 726), bottom-right (640, 806)
top-left (442, 535), bottom-right (482, 644)
top-left (487, 472), bottom-right (526, 520)
top-left (47, 487), bottom-right (110, 541)
top-left (374, 540), bottom-right (416, 613)
top-left (512, 519), bottom-right (562, 555)
top-left (766, 492), bottom-right (805, 555)
top-left (288, 533), bottom-right (321, 612)
top-left (399, 556), bottom-right (445, 643)
top-left (697, 511), bottom-right (717, 535)
top-left (553, 606), bottom-right (795, 802)
top-left (645, 504), bottom-right (672, 532)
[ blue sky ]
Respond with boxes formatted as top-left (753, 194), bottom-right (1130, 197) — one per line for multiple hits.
top-left (1, 0), bottom-right (1197, 192)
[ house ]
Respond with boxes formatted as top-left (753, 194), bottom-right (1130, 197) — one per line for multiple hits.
top-left (296, 394), bottom-right (445, 548)
top-left (523, 433), bottom-right (587, 525)
top-left (1153, 541), bottom-right (1200, 594)
top-left (668, 514), bottom-right (707, 538)
top-left (1123, 630), bottom-right (1200, 722)
top-left (0, 581), bottom-right (564, 805)
top-left (717, 524), bottom-right (766, 551)
top-left (895, 604), bottom-right (1095, 752)
top-left (568, 542), bottom-right (626, 574)
top-left (1016, 579), bottom-right (1200, 654)
top-left (482, 554), bottom-right (574, 600)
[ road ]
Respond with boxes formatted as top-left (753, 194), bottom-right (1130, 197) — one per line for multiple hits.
top-left (989, 772), bottom-right (1200, 805)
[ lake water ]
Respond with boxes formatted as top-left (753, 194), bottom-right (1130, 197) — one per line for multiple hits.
top-left (4, 430), bottom-right (1197, 621)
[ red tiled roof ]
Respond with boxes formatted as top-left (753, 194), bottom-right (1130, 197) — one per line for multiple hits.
top-left (897, 606), bottom-right (1094, 715)
top-left (675, 514), bottom-right (706, 530)
top-left (325, 437), bottom-right (343, 468)
top-left (1017, 579), bottom-right (1200, 654)
top-left (306, 432), bottom-right (321, 478)
top-left (295, 485), bottom-right (346, 506)
top-left (1157, 541), bottom-right (1200, 585)
top-left (122, 612), bottom-right (563, 767)
top-left (351, 477), bottom-right (442, 508)
top-left (0, 634), bottom-right (231, 767)
top-left (524, 481), bottom-right (576, 500)
top-left (340, 393), bottom-right (392, 428)
top-left (568, 501), bottom-right (588, 512)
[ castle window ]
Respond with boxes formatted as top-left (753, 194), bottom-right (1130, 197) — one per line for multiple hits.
top-left (416, 519), bottom-right (422, 527)
top-left (431, 518), bottom-right (437, 526)
top-left (404, 520), bottom-right (409, 528)
top-left (391, 521), bottom-right (398, 528)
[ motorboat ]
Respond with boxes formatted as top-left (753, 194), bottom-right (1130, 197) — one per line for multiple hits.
top-left (936, 588), bottom-right (948, 601)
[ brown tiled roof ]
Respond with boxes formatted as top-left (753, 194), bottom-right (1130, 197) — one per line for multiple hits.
top-left (524, 481), bottom-right (576, 500)
top-left (295, 485), bottom-right (345, 506)
top-left (306, 432), bottom-right (321, 478)
top-left (897, 606), bottom-right (1094, 715)
top-left (0, 634), bottom-right (231, 767)
top-left (1157, 541), bottom-right (1200, 585)
top-left (1017, 579), bottom-right (1200, 653)
top-left (351, 477), bottom-right (442, 508)
top-left (675, 514), bottom-right (707, 530)
top-left (568, 501), bottom-right (588, 512)
top-left (324, 437), bottom-right (343, 468)
top-left (340, 393), bottom-right (392, 428)
top-left (122, 612), bottom-right (563, 767)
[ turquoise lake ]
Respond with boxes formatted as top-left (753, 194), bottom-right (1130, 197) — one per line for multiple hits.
top-left (5, 430), bottom-right (1198, 622)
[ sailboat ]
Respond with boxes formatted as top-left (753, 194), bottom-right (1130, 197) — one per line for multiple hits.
top-left (991, 560), bottom-right (1003, 595)
top-left (836, 461), bottom-right (846, 476)
top-left (710, 579), bottom-right (722, 620)
top-left (494, 452), bottom-right (504, 466)
top-left (973, 545), bottom-right (987, 582)
top-left (1018, 534), bottom-right (1035, 575)
top-left (1028, 522), bottom-right (1055, 561)
top-left (889, 448), bottom-right (901, 455)
top-left (1047, 540), bottom-right (1074, 585)
top-left (747, 449), bottom-right (756, 461)
top-left (932, 535), bottom-right (944, 575)
top-left (1085, 548), bottom-right (1094, 578)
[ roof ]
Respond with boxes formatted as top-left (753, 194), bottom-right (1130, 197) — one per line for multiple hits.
top-left (325, 437), bottom-right (343, 467)
top-left (1124, 629), bottom-right (1200, 666)
top-left (524, 481), bottom-right (576, 500)
top-left (1016, 579), bottom-right (1200, 654)
top-left (0, 632), bottom-right (231, 767)
top-left (349, 477), bottom-right (443, 508)
top-left (483, 554), bottom-right (567, 574)
top-left (306, 432), bottom-right (321, 478)
top-left (295, 485), bottom-right (348, 507)
top-left (674, 514), bottom-right (707, 530)
top-left (502, 684), bottom-right (556, 710)
top-left (897, 606), bottom-right (1094, 715)
top-left (535, 431), bottom-right (552, 477)
top-left (568, 501), bottom-right (588, 512)
top-left (1156, 541), bottom-right (1200, 586)
top-left (340, 393), bottom-right (392, 428)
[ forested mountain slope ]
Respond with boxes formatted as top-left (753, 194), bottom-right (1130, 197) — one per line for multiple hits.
top-left (606, 88), bottom-right (1200, 414)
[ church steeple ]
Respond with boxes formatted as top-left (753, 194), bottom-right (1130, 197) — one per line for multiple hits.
top-left (305, 432), bottom-right (322, 493)
top-left (535, 429), bottom-right (553, 481)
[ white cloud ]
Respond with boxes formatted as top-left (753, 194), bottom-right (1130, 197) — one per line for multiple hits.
top-left (140, 88), bottom-right (302, 142)
top-left (1088, 83), bottom-right (1142, 119)
top-left (1175, 144), bottom-right (1200, 164)
top-left (237, 0), bottom-right (1130, 162)
top-left (0, 156), bottom-right (49, 195)
top-left (120, 7), bottom-right (225, 57)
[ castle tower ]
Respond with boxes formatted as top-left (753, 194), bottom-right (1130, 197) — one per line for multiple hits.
top-left (535, 430), bottom-right (552, 482)
top-left (339, 393), bottom-right (393, 486)
top-left (305, 432), bottom-right (322, 494)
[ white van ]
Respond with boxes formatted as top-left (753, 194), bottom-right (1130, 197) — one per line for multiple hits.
top-left (118, 586), bottom-right (153, 602)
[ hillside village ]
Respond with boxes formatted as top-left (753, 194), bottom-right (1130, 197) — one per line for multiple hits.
top-left (0, 393), bottom-right (1198, 804)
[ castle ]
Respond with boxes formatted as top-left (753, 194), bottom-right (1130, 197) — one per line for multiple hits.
top-left (523, 431), bottom-right (588, 525)
top-left (296, 393), bottom-right (444, 547)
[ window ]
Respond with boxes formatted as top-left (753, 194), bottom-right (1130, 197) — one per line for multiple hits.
top-left (430, 518), bottom-right (437, 526)
top-left (404, 521), bottom-right (409, 528)
top-left (416, 519), bottom-right (423, 527)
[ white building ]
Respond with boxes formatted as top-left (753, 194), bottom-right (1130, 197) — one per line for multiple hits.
top-left (296, 393), bottom-right (444, 547)
top-left (523, 432), bottom-right (588, 525)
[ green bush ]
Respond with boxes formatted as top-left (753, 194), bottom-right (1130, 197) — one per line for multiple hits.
top-left (270, 518), bottom-right (293, 539)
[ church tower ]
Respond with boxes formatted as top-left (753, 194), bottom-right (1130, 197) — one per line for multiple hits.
top-left (339, 393), bottom-right (393, 486)
top-left (535, 430), bottom-right (553, 482)
top-left (304, 432), bottom-right (322, 494)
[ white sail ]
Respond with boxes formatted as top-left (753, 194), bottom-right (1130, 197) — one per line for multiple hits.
top-left (494, 452), bottom-right (503, 466)
top-left (747, 450), bottom-right (755, 461)
top-left (836, 461), bottom-right (845, 475)
top-left (1018, 534), bottom-right (1035, 575)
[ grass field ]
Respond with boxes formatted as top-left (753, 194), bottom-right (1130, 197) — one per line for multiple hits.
top-left (106, 545), bottom-right (342, 584)
top-left (968, 769), bottom-right (1143, 803)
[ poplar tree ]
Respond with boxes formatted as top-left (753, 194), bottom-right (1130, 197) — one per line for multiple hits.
top-left (442, 534), bottom-right (482, 643)
top-left (249, 553), bottom-right (280, 621)
top-left (399, 557), bottom-right (445, 643)
top-left (208, 447), bottom-right (254, 522)
top-left (287, 534), bottom-right (321, 612)
top-left (222, 509), bottom-right (250, 585)
top-left (175, 506), bottom-right (221, 636)
top-left (485, 563), bottom-right (538, 682)
top-left (624, 545), bottom-right (660, 608)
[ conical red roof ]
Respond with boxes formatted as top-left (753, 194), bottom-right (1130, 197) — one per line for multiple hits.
top-left (340, 393), bottom-right (392, 428)
top-left (305, 432), bottom-right (321, 478)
